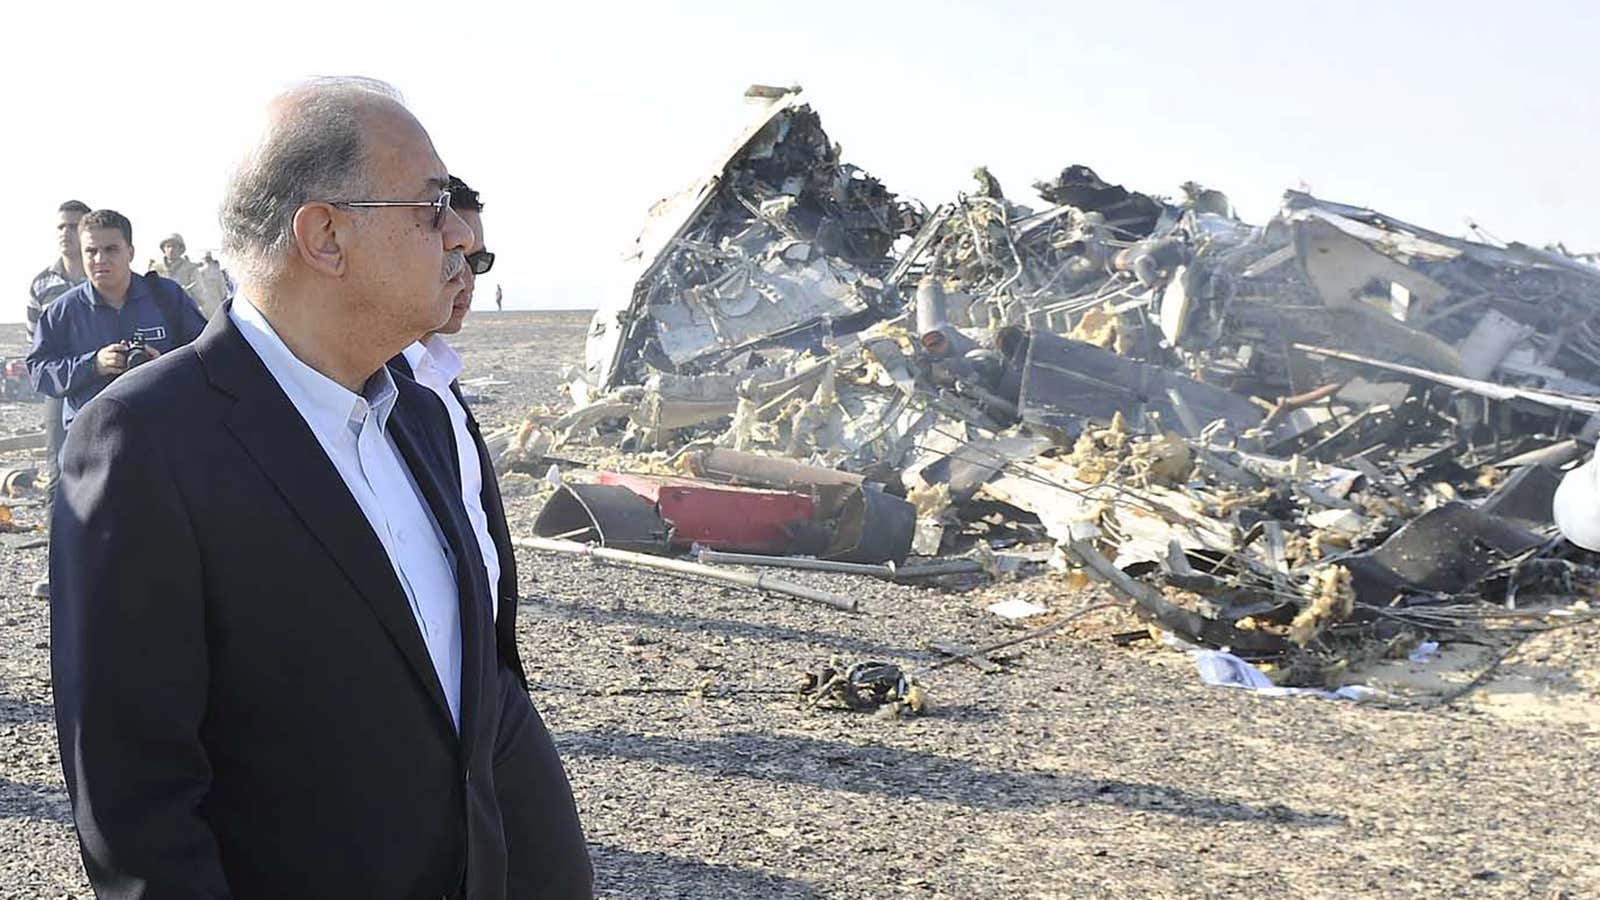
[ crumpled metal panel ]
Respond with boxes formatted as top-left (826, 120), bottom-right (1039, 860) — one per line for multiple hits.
top-left (532, 484), bottom-right (670, 554)
top-left (823, 486), bottom-right (915, 565)
top-left (1284, 190), bottom-right (1600, 281)
top-left (1000, 328), bottom-right (1264, 433)
top-left (589, 86), bottom-right (916, 390)
top-left (1343, 502), bottom-right (1543, 597)
top-left (588, 88), bottom-right (807, 390)
top-left (649, 254), bottom-right (870, 368)
top-left (598, 472), bottom-right (820, 555)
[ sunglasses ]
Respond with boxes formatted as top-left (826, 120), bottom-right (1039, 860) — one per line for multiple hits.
top-left (328, 188), bottom-right (453, 230)
top-left (466, 249), bottom-right (495, 275)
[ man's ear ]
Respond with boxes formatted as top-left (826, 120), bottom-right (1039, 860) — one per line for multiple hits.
top-left (290, 203), bottom-right (347, 277)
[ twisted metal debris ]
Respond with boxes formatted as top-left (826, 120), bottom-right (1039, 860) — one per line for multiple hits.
top-left (516, 85), bottom-right (1600, 687)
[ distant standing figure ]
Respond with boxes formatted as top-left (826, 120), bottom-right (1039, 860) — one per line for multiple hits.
top-left (495, 282), bottom-right (503, 311)
top-left (24, 199), bottom-right (91, 600)
top-left (27, 201), bottom-right (90, 489)
top-left (150, 233), bottom-right (203, 299)
top-left (192, 251), bottom-right (231, 317)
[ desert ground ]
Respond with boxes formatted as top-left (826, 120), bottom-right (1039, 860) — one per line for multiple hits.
top-left (2, 311), bottom-right (1599, 898)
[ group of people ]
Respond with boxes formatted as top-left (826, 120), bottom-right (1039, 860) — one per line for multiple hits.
top-left (147, 233), bottom-right (235, 317)
top-left (24, 217), bottom-right (235, 600)
top-left (26, 207), bottom-right (209, 571)
top-left (28, 77), bottom-right (590, 898)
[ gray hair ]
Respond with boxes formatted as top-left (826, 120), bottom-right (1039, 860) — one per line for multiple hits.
top-left (219, 76), bottom-right (405, 283)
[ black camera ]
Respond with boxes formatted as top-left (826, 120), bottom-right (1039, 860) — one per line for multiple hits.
top-left (125, 340), bottom-right (155, 369)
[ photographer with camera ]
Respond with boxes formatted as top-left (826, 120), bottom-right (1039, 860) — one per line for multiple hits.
top-left (26, 210), bottom-right (206, 599)
top-left (28, 210), bottom-right (207, 449)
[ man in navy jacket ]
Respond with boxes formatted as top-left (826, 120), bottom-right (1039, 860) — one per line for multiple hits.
top-left (27, 208), bottom-right (206, 432)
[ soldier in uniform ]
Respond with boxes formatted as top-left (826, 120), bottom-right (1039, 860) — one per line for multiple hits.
top-left (150, 233), bottom-right (203, 298)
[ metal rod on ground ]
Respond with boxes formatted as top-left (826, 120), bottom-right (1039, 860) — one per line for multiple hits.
top-left (693, 548), bottom-right (986, 581)
top-left (893, 560), bottom-right (990, 579)
top-left (514, 536), bottom-right (859, 612)
top-left (914, 602), bottom-right (1123, 676)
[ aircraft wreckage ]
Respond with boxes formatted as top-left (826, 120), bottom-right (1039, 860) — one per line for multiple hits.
top-left (503, 85), bottom-right (1600, 690)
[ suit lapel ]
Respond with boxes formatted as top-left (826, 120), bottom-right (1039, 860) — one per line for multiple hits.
top-left (388, 351), bottom-right (414, 381)
top-left (449, 381), bottom-right (530, 689)
top-left (392, 345), bottom-right (521, 693)
top-left (197, 309), bottom-right (457, 737)
top-left (389, 395), bottom-right (488, 758)
top-left (449, 383), bottom-right (503, 526)
top-left (449, 382), bottom-right (510, 550)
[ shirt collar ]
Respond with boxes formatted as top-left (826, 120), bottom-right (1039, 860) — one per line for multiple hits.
top-left (402, 334), bottom-right (464, 385)
top-left (89, 274), bottom-right (148, 309)
top-left (229, 294), bottom-right (399, 439)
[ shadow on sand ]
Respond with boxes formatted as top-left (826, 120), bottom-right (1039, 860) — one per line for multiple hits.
top-left (561, 728), bottom-right (1344, 826)
top-left (528, 597), bottom-right (934, 664)
top-left (590, 844), bottom-right (823, 899)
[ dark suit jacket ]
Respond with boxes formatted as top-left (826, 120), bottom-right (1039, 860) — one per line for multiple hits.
top-left (388, 350), bottom-right (527, 689)
top-left (50, 304), bottom-right (580, 899)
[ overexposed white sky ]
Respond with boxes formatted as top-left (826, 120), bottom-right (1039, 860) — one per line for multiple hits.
top-left (5, 0), bottom-right (1597, 322)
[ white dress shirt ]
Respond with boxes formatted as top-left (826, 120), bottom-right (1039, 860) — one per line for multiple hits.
top-left (402, 336), bottom-right (502, 620)
top-left (1556, 452), bottom-right (1600, 551)
top-left (231, 297), bottom-right (463, 729)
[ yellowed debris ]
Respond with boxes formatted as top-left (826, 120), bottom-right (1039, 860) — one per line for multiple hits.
top-left (900, 682), bottom-right (928, 715)
top-left (1212, 487), bottom-right (1274, 516)
top-left (783, 363), bottom-right (845, 457)
top-left (510, 418), bottom-right (539, 456)
top-left (907, 482), bottom-right (954, 519)
top-left (1062, 569), bottom-right (1091, 592)
top-left (1098, 411), bottom-right (1130, 451)
top-left (1067, 432), bottom-right (1114, 485)
top-left (1289, 565), bottom-right (1355, 646)
top-left (856, 356), bottom-right (893, 389)
top-left (1311, 530), bottom-right (1352, 552)
top-left (1061, 414), bottom-right (1192, 489)
top-left (1360, 492), bottom-right (1413, 519)
top-left (1281, 533), bottom-right (1313, 567)
top-left (1062, 411), bottom-right (1135, 484)
top-left (1070, 304), bottom-right (1121, 350)
top-left (859, 321), bottom-right (919, 356)
top-left (1127, 432), bottom-right (1193, 486)
top-left (584, 451), bottom-right (683, 478)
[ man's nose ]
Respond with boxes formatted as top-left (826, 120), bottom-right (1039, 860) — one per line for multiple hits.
top-left (441, 207), bottom-right (472, 253)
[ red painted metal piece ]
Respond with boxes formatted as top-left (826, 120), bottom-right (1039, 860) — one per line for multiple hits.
top-left (597, 472), bottom-right (815, 553)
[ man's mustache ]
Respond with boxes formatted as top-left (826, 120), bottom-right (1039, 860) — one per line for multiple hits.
top-left (442, 250), bottom-right (466, 281)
